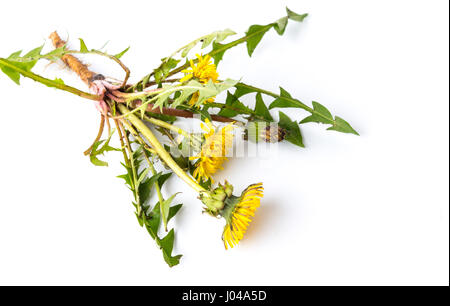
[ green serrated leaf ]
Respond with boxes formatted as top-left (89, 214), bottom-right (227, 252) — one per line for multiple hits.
top-left (145, 203), bottom-right (161, 239)
top-left (18, 45), bottom-right (44, 71)
top-left (189, 107), bottom-right (212, 122)
top-left (215, 78), bottom-right (239, 92)
top-left (327, 116), bottom-right (359, 135)
top-left (245, 24), bottom-right (272, 57)
top-left (117, 174), bottom-right (132, 190)
top-left (137, 168), bottom-right (150, 186)
top-left (7, 50), bottom-right (22, 60)
top-left (211, 41), bottom-right (226, 65)
top-left (0, 45), bottom-right (44, 84)
top-left (278, 111), bottom-right (304, 147)
top-left (45, 77), bottom-right (65, 88)
top-left (165, 58), bottom-right (180, 73)
top-left (217, 92), bottom-right (239, 117)
top-left (139, 172), bottom-right (161, 208)
top-left (90, 155), bottom-right (109, 167)
top-left (300, 101), bottom-right (334, 125)
top-left (217, 91), bottom-right (252, 118)
top-left (0, 61), bottom-right (20, 84)
top-left (269, 87), bottom-right (300, 109)
top-left (172, 86), bottom-right (198, 108)
top-left (154, 58), bottom-right (180, 84)
top-left (154, 69), bottom-right (163, 85)
top-left (312, 101), bottom-right (333, 120)
top-left (168, 204), bottom-right (183, 222)
top-left (254, 93), bottom-right (273, 121)
top-left (201, 35), bottom-right (215, 49)
top-left (177, 29), bottom-right (236, 59)
top-left (89, 130), bottom-right (120, 167)
top-left (205, 9), bottom-right (308, 65)
top-left (23, 46), bottom-right (43, 57)
top-left (199, 176), bottom-right (212, 190)
top-left (161, 193), bottom-right (180, 231)
top-left (234, 83), bottom-right (257, 98)
top-left (216, 29), bottom-right (236, 42)
top-left (193, 78), bottom-right (238, 107)
top-left (244, 9), bottom-right (307, 57)
top-left (44, 46), bottom-right (68, 61)
top-left (286, 7), bottom-right (309, 22)
top-left (237, 83), bottom-right (358, 136)
top-left (155, 78), bottom-right (238, 110)
top-left (299, 102), bottom-right (359, 135)
top-left (166, 144), bottom-right (190, 171)
top-left (79, 38), bottom-right (88, 53)
top-left (114, 46), bottom-right (130, 59)
top-left (135, 212), bottom-right (144, 227)
top-left (181, 42), bottom-right (196, 58)
top-left (274, 16), bottom-right (289, 35)
top-left (195, 80), bottom-right (218, 106)
top-left (160, 229), bottom-right (182, 267)
top-left (146, 112), bottom-right (177, 124)
top-left (144, 203), bottom-right (182, 267)
top-left (157, 173), bottom-right (172, 188)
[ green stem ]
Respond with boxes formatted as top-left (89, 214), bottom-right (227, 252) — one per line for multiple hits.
top-left (168, 25), bottom-right (274, 78)
top-left (207, 102), bottom-right (252, 115)
top-left (148, 156), bottom-right (165, 206)
top-left (0, 58), bottom-right (100, 101)
top-left (118, 104), bottom-right (206, 194)
top-left (236, 82), bottom-right (313, 113)
top-left (234, 82), bottom-right (359, 135)
top-left (209, 25), bottom-right (273, 56)
top-left (142, 114), bottom-right (191, 139)
top-left (135, 24), bottom-right (273, 88)
top-left (83, 50), bottom-right (130, 87)
top-left (119, 119), bottom-right (157, 155)
top-left (119, 82), bottom-right (223, 118)
top-left (120, 118), bottom-right (170, 230)
top-left (122, 124), bottom-right (142, 216)
top-left (114, 119), bottom-right (131, 167)
top-left (206, 101), bottom-right (267, 122)
top-left (146, 154), bottom-right (167, 230)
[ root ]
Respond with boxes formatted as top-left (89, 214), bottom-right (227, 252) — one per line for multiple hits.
top-left (49, 31), bottom-right (95, 85)
top-left (83, 114), bottom-right (105, 156)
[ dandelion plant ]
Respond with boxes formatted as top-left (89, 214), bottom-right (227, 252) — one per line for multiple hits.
top-left (0, 7), bottom-right (358, 267)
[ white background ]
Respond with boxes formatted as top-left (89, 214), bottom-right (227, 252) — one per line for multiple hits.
top-left (0, 0), bottom-right (448, 285)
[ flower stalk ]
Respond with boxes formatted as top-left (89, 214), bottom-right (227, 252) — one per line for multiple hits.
top-left (117, 104), bottom-right (206, 194)
top-left (142, 114), bottom-right (190, 139)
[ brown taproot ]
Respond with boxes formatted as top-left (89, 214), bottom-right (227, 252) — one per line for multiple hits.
top-left (49, 31), bottom-right (95, 85)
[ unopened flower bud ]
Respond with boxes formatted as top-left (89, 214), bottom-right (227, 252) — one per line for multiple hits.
top-left (244, 122), bottom-right (286, 143)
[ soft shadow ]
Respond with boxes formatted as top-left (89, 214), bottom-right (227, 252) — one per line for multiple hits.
top-left (243, 197), bottom-right (278, 242)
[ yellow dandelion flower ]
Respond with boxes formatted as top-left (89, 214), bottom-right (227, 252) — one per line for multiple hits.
top-left (180, 54), bottom-right (219, 106)
top-left (221, 183), bottom-right (264, 250)
top-left (190, 119), bottom-right (234, 183)
top-left (180, 54), bottom-right (219, 83)
top-left (199, 181), bottom-right (264, 249)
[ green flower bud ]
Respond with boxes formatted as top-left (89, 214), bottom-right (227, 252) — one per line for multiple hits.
top-left (200, 181), bottom-right (234, 216)
top-left (245, 121), bottom-right (286, 143)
